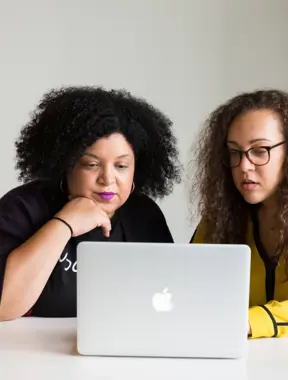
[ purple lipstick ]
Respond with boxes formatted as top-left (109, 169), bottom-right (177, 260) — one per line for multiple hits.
top-left (98, 192), bottom-right (115, 201)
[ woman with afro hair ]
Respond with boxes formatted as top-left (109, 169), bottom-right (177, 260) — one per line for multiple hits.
top-left (191, 89), bottom-right (288, 339)
top-left (0, 86), bottom-right (181, 320)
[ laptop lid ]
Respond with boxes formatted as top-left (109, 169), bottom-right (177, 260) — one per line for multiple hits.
top-left (77, 242), bottom-right (251, 359)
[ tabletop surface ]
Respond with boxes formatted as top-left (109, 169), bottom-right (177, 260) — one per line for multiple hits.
top-left (0, 318), bottom-right (287, 380)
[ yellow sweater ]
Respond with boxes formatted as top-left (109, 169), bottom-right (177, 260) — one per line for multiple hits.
top-left (191, 219), bottom-right (288, 338)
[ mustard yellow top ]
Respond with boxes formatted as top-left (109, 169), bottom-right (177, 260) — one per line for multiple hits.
top-left (191, 219), bottom-right (288, 338)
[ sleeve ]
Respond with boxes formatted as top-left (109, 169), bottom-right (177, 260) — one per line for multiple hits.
top-left (0, 192), bottom-right (45, 302)
top-left (249, 301), bottom-right (288, 338)
top-left (190, 220), bottom-right (288, 338)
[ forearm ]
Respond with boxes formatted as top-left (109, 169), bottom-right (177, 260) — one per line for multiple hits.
top-left (0, 219), bottom-right (71, 321)
top-left (249, 301), bottom-right (288, 338)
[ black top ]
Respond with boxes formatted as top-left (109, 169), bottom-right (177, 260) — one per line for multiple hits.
top-left (0, 180), bottom-right (173, 317)
top-left (250, 206), bottom-right (279, 303)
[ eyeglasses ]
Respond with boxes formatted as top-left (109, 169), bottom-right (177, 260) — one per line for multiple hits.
top-left (223, 140), bottom-right (287, 168)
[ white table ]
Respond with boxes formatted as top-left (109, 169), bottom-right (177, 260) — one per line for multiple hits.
top-left (0, 318), bottom-right (287, 380)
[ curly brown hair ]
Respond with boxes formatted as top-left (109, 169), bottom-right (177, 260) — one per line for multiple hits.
top-left (191, 89), bottom-right (288, 272)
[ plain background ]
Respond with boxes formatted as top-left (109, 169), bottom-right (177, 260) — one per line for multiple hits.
top-left (0, 0), bottom-right (287, 242)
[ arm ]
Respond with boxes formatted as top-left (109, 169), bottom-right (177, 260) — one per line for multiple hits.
top-left (0, 195), bottom-right (111, 321)
top-left (0, 219), bottom-right (71, 321)
top-left (249, 301), bottom-right (288, 338)
top-left (191, 221), bottom-right (288, 338)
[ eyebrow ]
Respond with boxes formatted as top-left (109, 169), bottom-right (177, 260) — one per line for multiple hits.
top-left (83, 153), bottom-right (132, 159)
top-left (227, 138), bottom-right (272, 145)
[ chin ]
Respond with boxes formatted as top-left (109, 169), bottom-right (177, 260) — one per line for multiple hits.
top-left (101, 201), bottom-right (122, 216)
top-left (241, 192), bottom-right (265, 205)
top-left (101, 205), bottom-right (116, 215)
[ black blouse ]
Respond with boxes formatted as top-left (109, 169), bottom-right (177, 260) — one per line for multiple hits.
top-left (0, 180), bottom-right (173, 317)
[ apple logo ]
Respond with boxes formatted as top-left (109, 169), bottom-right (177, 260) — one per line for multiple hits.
top-left (152, 288), bottom-right (173, 312)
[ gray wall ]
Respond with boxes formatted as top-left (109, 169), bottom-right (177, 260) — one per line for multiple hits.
top-left (0, 0), bottom-right (287, 242)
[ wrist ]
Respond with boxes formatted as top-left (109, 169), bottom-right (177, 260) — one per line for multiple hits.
top-left (51, 216), bottom-right (74, 237)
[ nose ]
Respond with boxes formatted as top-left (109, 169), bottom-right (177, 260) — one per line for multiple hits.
top-left (239, 153), bottom-right (255, 172)
top-left (98, 165), bottom-right (115, 185)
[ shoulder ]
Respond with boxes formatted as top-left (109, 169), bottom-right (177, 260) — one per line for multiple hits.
top-left (0, 180), bottom-right (65, 230)
top-left (1, 180), bottom-right (45, 206)
top-left (121, 192), bottom-right (173, 243)
top-left (0, 180), bottom-right (66, 257)
top-left (190, 218), bottom-right (206, 243)
top-left (124, 192), bottom-right (166, 220)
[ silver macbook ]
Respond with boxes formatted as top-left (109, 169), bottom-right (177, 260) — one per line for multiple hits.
top-left (76, 242), bottom-right (251, 359)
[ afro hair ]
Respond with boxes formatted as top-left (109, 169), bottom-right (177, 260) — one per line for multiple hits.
top-left (15, 86), bottom-right (181, 199)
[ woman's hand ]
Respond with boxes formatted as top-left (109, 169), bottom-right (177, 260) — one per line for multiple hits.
top-left (55, 197), bottom-right (111, 237)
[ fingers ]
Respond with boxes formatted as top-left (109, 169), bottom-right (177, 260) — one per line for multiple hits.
top-left (89, 199), bottom-right (112, 237)
top-left (67, 194), bottom-right (111, 237)
top-left (101, 219), bottom-right (112, 238)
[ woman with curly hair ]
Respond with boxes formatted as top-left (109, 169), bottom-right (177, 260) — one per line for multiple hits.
top-left (191, 89), bottom-right (288, 339)
top-left (0, 86), bottom-right (181, 320)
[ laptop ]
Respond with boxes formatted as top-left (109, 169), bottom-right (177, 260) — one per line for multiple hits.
top-left (76, 242), bottom-right (251, 359)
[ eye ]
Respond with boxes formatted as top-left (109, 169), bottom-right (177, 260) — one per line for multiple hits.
top-left (84, 162), bottom-right (100, 169)
top-left (250, 148), bottom-right (267, 156)
top-left (116, 164), bottom-right (128, 170)
top-left (229, 149), bottom-right (240, 156)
